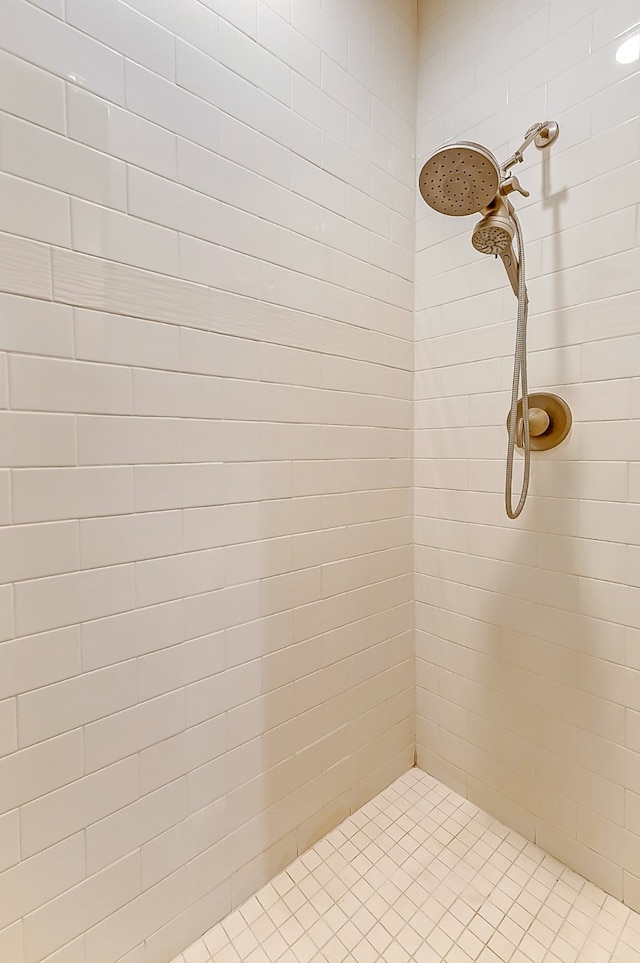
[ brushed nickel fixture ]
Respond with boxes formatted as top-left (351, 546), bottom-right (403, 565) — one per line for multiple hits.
top-left (418, 121), bottom-right (573, 518)
top-left (509, 393), bottom-right (573, 452)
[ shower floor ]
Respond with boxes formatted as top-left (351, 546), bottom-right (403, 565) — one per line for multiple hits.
top-left (173, 768), bottom-right (640, 963)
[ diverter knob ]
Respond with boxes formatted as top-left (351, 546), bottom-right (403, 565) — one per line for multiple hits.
top-left (501, 174), bottom-right (530, 198)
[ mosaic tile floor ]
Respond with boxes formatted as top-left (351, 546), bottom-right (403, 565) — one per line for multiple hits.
top-left (173, 768), bottom-right (640, 963)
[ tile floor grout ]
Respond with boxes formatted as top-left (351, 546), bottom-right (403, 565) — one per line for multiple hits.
top-left (173, 768), bottom-right (640, 963)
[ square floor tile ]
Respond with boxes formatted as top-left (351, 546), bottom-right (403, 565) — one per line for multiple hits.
top-left (172, 770), bottom-right (640, 963)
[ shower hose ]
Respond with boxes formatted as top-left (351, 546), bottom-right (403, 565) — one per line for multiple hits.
top-left (504, 209), bottom-right (530, 519)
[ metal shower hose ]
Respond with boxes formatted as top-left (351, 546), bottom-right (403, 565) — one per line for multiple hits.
top-left (505, 209), bottom-right (530, 519)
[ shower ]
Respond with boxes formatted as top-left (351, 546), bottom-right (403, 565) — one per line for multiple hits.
top-left (418, 122), bottom-right (571, 518)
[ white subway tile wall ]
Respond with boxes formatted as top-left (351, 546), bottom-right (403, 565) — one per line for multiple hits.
top-left (3, 0), bottom-right (640, 958)
top-left (415, 0), bottom-right (640, 917)
top-left (0, 1), bottom-right (416, 960)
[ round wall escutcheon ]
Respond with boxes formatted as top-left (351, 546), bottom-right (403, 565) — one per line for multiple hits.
top-left (506, 392), bottom-right (572, 451)
top-left (534, 121), bottom-right (560, 149)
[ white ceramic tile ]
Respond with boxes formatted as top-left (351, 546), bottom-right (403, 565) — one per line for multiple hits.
top-left (0, 810), bottom-right (20, 873)
top-left (17, 661), bottom-right (138, 748)
top-left (292, 74), bottom-right (348, 143)
top-left (140, 712), bottom-right (226, 799)
top-left (290, 0), bottom-right (347, 68)
top-left (86, 780), bottom-right (186, 874)
top-left (67, 86), bottom-right (178, 180)
top-left (0, 730), bottom-right (83, 815)
top-left (0, 834), bottom-right (85, 933)
top-left (187, 660), bottom-right (262, 728)
top-left (0, 232), bottom-right (52, 300)
top-left (127, 165), bottom-right (222, 245)
top-left (174, 40), bottom-right (262, 143)
top-left (133, 464), bottom-right (224, 512)
top-left (0, 625), bottom-right (80, 701)
top-left (138, 631), bottom-right (225, 702)
top-left (2, 353), bottom-right (14, 408)
top-left (81, 600), bottom-right (184, 671)
top-left (133, 369), bottom-right (221, 418)
top-left (0, 520), bottom-right (79, 583)
top-left (0, 291), bottom-right (73, 358)
top-left (1, 0), bottom-right (125, 102)
top-left (0, 0), bottom-right (416, 951)
top-left (322, 54), bottom-right (371, 122)
top-left (224, 535), bottom-right (292, 586)
top-left (14, 564), bottom-right (135, 637)
top-left (27, 0), bottom-right (65, 16)
top-left (77, 415), bottom-right (182, 466)
top-left (1, 0), bottom-right (639, 959)
top-left (74, 307), bottom-right (180, 370)
top-left (135, 548), bottom-right (224, 608)
top-left (0, 171), bottom-right (70, 246)
top-left (66, 0), bottom-right (175, 79)
top-left (202, 0), bottom-right (257, 38)
top-left (84, 691), bottom-right (185, 774)
top-left (180, 328), bottom-right (264, 380)
top-left (12, 466), bottom-right (134, 523)
top-left (83, 870), bottom-right (186, 963)
top-left (79, 510), bottom-right (182, 569)
top-left (414, 0), bottom-right (640, 912)
top-left (127, 65), bottom-right (216, 164)
top-left (0, 412), bottom-right (76, 467)
top-left (175, 770), bottom-right (640, 963)
top-left (20, 756), bottom-right (138, 859)
top-left (124, 0), bottom-right (219, 57)
top-left (9, 354), bottom-right (132, 415)
top-left (218, 19), bottom-right (291, 105)
top-left (22, 853), bottom-right (141, 963)
top-left (71, 200), bottom-right (180, 276)
top-left (0, 699), bottom-right (17, 759)
top-left (258, 5), bottom-right (320, 84)
top-left (0, 47), bottom-right (65, 131)
top-left (1, 116), bottom-right (127, 210)
top-left (52, 247), bottom-right (210, 326)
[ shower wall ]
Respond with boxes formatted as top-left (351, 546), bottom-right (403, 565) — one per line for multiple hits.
top-left (415, 0), bottom-right (640, 910)
top-left (0, 2), bottom-right (416, 960)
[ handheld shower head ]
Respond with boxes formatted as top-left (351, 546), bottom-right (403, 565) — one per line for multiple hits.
top-left (471, 211), bottom-right (515, 255)
top-left (418, 141), bottom-right (501, 217)
top-left (472, 202), bottom-right (522, 299)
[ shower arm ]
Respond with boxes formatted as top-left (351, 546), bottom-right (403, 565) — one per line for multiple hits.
top-left (500, 121), bottom-right (559, 173)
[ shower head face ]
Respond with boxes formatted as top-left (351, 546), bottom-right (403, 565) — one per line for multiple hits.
top-left (418, 141), bottom-right (501, 216)
top-left (472, 212), bottom-right (515, 255)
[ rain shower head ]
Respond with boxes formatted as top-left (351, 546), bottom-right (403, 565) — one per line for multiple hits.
top-left (418, 141), bottom-right (501, 217)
